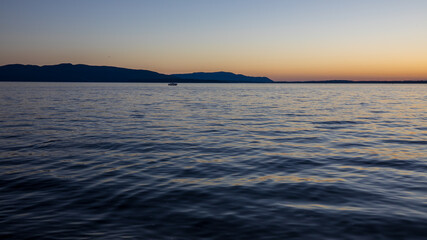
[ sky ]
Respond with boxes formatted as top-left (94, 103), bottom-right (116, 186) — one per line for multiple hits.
top-left (1, 0), bottom-right (427, 81)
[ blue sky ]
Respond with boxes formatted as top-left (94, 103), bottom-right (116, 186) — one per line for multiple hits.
top-left (1, 0), bottom-right (426, 80)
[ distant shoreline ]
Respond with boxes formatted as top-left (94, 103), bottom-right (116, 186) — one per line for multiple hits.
top-left (1, 81), bottom-right (426, 84)
top-left (274, 80), bottom-right (427, 84)
top-left (0, 63), bottom-right (425, 84)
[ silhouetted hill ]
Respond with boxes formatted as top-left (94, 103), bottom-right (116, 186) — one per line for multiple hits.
top-left (0, 64), bottom-right (272, 83)
top-left (2, 64), bottom-right (424, 83)
top-left (172, 71), bottom-right (273, 83)
top-left (275, 80), bottom-right (427, 84)
top-left (0, 63), bottom-right (178, 82)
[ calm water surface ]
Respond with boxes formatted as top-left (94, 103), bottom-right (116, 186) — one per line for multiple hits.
top-left (1, 83), bottom-right (426, 239)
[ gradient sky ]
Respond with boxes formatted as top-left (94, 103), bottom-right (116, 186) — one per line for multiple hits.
top-left (1, 0), bottom-right (427, 81)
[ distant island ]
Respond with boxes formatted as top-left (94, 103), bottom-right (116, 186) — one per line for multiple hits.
top-left (276, 80), bottom-right (427, 84)
top-left (0, 63), bottom-right (425, 83)
top-left (0, 63), bottom-right (273, 83)
top-left (172, 72), bottom-right (272, 83)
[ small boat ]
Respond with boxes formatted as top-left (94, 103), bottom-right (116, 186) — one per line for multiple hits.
top-left (168, 82), bottom-right (178, 86)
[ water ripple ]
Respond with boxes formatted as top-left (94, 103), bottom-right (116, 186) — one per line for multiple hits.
top-left (1, 83), bottom-right (426, 239)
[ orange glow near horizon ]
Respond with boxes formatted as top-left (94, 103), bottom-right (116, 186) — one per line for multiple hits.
top-left (2, 47), bottom-right (426, 81)
top-left (1, 1), bottom-right (427, 81)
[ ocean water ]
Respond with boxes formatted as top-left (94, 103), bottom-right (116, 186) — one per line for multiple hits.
top-left (0, 82), bottom-right (426, 239)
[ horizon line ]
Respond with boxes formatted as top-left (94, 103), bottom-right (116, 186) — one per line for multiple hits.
top-left (1, 62), bottom-right (427, 82)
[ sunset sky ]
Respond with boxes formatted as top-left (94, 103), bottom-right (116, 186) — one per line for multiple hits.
top-left (1, 0), bottom-right (426, 81)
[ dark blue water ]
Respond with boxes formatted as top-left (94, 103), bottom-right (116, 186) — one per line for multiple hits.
top-left (1, 82), bottom-right (426, 239)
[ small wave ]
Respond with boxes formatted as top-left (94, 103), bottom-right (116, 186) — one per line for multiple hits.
top-left (1, 123), bottom-right (33, 128)
top-left (130, 114), bottom-right (145, 118)
top-left (313, 120), bottom-right (365, 125)
top-left (383, 139), bottom-right (427, 145)
top-left (334, 142), bottom-right (371, 148)
top-left (271, 136), bottom-right (324, 144)
top-left (313, 120), bottom-right (366, 129)
top-left (279, 203), bottom-right (364, 212)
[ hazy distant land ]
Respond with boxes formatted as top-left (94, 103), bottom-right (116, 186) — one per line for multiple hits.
top-left (172, 72), bottom-right (272, 83)
top-left (0, 63), bottom-right (425, 83)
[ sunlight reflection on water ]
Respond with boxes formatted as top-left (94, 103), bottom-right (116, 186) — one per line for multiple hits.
top-left (0, 82), bottom-right (426, 239)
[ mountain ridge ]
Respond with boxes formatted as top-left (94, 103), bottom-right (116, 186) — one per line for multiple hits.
top-left (0, 63), bottom-right (175, 82)
top-left (172, 71), bottom-right (273, 83)
top-left (1, 64), bottom-right (425, 83)
top-left (0, 63), bottom-right (272, 83)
